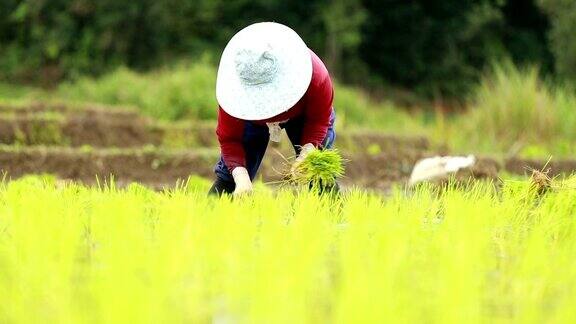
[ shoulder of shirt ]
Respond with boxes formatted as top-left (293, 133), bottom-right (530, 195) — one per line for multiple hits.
top-left (308, 49), bottom-right (331, 87)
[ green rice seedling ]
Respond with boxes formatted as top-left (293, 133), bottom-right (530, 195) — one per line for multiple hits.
top-left (291, 148), bottom-right (344, 187)
top-left (1, 176), bottom-right (576, 323)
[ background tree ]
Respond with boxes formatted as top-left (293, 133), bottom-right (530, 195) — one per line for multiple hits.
top-left (0, 0), bottom-right (561, 100)
top-left (321, 0), bottom-right (366, 78)
top-left (538, 0), bottom-right (576, 80)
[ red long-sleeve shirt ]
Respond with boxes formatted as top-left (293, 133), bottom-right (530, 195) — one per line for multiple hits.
top-left (216, 50), bottom-right (334, 172)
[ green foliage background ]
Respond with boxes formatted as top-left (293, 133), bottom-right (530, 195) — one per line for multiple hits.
top-left (0, 0), bottom-right (573, 97)
top-left (538, 0), bottom-right (576, 81)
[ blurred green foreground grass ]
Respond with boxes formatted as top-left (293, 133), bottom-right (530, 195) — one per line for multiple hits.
top-left (1, 176), bottom-right (576, 323)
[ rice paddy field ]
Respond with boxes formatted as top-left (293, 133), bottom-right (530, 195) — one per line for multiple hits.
top-left (1, 62), bottom-right (575, 324)
top-left (1, 175), bottom-right (576, 323)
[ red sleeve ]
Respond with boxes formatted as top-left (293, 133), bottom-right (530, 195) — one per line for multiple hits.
top-left (216, 106), bottom-right (246, 172)
top-left (301, 74), bottom-right (334, 147)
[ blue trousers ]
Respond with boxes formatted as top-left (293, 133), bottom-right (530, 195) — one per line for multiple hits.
top-left (214, 109), bottom-right (336, 183)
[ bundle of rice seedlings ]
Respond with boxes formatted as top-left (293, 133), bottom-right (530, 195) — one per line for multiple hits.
top-left (291, 149), bottom-right (344, 187)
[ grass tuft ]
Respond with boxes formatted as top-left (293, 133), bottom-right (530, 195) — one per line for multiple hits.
top-left (441, 61), bottom-right (576, 155)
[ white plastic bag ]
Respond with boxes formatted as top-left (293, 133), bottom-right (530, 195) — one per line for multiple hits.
top-left (409, 155), bottom-right (476, 186)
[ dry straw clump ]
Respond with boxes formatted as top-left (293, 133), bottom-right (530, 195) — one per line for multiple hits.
top-left (530, 169), bottom-right (552, 195)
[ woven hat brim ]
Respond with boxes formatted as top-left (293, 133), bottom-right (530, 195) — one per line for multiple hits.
top-left (216, 22), bottom-right (313, 120)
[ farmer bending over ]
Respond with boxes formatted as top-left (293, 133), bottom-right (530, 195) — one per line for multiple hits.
top-left (209, 22), bottom-right (336, 195)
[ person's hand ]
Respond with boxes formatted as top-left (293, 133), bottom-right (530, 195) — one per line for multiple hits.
top-left (232, 167), bottom-right (253, 195)
top-left (290, 143), bottom-right (316, 178)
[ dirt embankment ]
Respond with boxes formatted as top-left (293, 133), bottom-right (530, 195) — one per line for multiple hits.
top-left (0, 102), bottom-right (162, 147)
top-left (0, 147), bottom-right (218, 187)
top-left (0, 146), bottom-right (430, 190)
top-left (1, 102), bottom-right (576, 190)
top-left (0, 102), bottom-right (433, 153)
top-left (0, 114), bottom-right (165, 148)
top-left (505, 158), bottom-right (576, 177)
top-left (2, 145), bottom-right (576, 190)
top-left (0, 102), bottom-right (143, 119)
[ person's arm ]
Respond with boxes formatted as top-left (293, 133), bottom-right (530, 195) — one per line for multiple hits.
top-left (290, 74), bottom-right (334, 178)
top-left (301, 75), bottom-right (334, 148)
top-left (216, 107), bottom-right (253, 194)
top-left (216, 106), bottom-right (247, 171)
